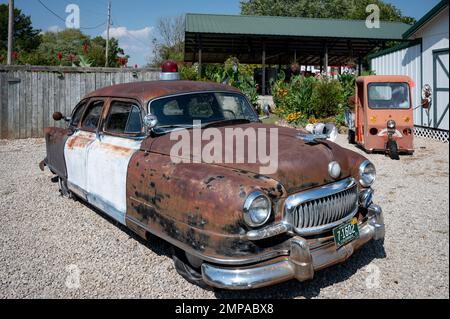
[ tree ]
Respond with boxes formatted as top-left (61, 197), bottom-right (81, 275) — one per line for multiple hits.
top-left (14, 29), bottom-right (128, 67)
top-left (0, 4), bottom-right (41, 63)
top-left (149, 15), bottom-right (185, 67)
top-left (240, 0), bottom-right (415, 24)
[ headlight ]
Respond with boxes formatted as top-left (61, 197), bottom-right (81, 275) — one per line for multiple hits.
top-left (359, 160), bottom-right (376, 187)
top-left (387, 120), bottom-right (396, 129)
top-left (243, 191), bottom-right (272, 227)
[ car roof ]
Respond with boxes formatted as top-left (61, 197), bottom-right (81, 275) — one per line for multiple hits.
top-left (356, 75), bottom-right (413, 84)
top-left (84, 80), bottom-right (241, 104)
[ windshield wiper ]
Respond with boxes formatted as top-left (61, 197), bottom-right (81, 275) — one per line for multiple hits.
top-left (201, 118), bottom-right (252, 129)
top-left (152, 124), bottom-right (195, 135)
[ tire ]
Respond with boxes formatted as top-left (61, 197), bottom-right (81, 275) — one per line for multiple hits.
top-left (172, 247), bottom-right (212, 290)
top-left (387, 140), bottom-right (400, 160)
top-left (348, 129), bottom-right (356, 144)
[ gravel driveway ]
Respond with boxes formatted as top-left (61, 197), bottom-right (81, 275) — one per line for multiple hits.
top-left (0, 135), bottom-right (448, 299)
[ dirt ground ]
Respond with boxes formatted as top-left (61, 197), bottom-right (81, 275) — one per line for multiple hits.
top-left (0, 135), bottom-right (448, 299)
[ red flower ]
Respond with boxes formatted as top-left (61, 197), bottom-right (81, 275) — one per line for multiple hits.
top-left (83, 43), bottom-right (89, 54)
top-left (68, 52), bottom-right (73, 62)
top-left (12, 51), bottom-right (17, 60)
top-left (57, 52), bottom-right (62, 61)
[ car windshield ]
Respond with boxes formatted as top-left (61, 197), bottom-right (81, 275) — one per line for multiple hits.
top-left (368, 83), bottom-right (410, 109)
top-left (149, 92), bottom-right (259, 131)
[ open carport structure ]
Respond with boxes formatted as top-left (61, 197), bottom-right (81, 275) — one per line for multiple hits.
top-left (184, 13), bottom-right (411, 94)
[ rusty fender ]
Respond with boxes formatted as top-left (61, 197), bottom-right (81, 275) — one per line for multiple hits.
top-left (43, 127), bottom-right (70, 178)
top-left (125, 151), bottom-right (294, 264)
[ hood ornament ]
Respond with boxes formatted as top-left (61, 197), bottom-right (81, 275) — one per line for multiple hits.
top-left (296, 133), bottom-right (329, 144)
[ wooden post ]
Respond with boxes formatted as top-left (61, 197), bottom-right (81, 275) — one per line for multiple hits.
top-left (7, 0), bottom-right (14, 65)
top-left (324, 44), bottom-right (329, 75)
top-left (105, 1), bottom-right (111, 67)
top-left (262, 41), bottom-right (266, 96)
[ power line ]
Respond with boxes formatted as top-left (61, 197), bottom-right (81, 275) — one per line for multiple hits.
top-left (110, 16), bottom-right (151, 48)
top-left (60, 0), bottom-right (105, 18)
top-left (37, 0), bottom-right (107, 31)
top-left (37, 0), bottom-right (65, 22)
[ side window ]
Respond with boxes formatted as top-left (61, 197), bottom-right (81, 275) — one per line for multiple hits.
top-left (81, 101), bottom-right (104, 131)
top-left (70, 101), bottom-right (87, 127)
top-left (104, 101), bottom-right (142, 135)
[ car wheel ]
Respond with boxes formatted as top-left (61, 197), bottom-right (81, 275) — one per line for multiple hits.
top-left (348, 129), bottom-right (356, 144)
top-left (172, 247), bottom-right (212, 290)
top-left (387, 140), bottom-right (400, 160)
top-left (58, 177), bottom-right (73, 199)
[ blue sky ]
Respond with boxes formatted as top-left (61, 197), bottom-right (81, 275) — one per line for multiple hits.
top-left (1, 0), bottom-right (442, 66)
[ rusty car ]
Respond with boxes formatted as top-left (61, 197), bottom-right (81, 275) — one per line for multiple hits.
top-left (41, 62), bottom-right (385, 290)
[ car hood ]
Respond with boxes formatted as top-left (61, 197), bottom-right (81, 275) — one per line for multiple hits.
top-left (143, 123), bottom-right (359, 194)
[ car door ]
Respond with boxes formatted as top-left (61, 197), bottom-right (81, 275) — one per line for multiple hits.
top-left (85, 98), bottom-right (145, 225)
top-left (65, 99), bottom-right (106, 199)
top-left (44, 100), bottom-right (87, 178)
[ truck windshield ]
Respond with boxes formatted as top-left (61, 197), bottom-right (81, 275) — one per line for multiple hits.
top-left (149, 92), bottom-right (259, 129)
top-left (368, 83), bottom-right (410, 109)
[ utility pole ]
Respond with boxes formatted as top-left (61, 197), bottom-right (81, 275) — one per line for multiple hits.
top-left (105, 1), bottom-right (111, 67)
top-left (7, 0), bottom-right (14, 65)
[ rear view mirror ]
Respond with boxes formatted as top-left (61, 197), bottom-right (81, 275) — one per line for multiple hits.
top-left (52, 112), bottom-right (71, 122)
top-left (52, 112), bottom-right (64, 121)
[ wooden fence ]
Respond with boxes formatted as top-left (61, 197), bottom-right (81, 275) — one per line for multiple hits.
top-left (0, 65), bottom-right (159, 139)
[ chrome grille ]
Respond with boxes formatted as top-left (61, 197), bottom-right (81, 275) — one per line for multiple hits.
top-left (284, 178), bottom-right (359, 236)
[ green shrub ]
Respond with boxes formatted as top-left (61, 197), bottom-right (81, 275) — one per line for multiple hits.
top-left (310, 77), bottom-right (344, 118)
top-left (272, 75), bottom-right (317, 119)
top-left (199, 57), bottom-right (259, 108)
top-left (179, 65), bottom-right (199, 81)
top-left (338, 72), bottom-right (356, 110)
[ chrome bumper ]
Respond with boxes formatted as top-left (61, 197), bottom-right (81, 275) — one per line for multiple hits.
top-left (201, 204), bottom-right (385, 290)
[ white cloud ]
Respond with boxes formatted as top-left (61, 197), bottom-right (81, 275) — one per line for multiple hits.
top-left (46, 25), bottom-right (65, 33)
top-left (101, 26), bottom-right (154, 67)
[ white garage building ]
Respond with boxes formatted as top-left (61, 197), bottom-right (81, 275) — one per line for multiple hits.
top-left (370, 0), bottom-right (449, 142)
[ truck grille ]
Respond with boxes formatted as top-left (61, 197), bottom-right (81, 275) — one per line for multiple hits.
top-left (284, 178), bottom-right (359, 236)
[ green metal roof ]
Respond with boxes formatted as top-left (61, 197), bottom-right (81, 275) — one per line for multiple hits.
top-left (367, 39), bottom-right (422, 60)
top-left (402, 0), bottom-right (449, 39)
top-left (186, 13), bottom-right (411, 40)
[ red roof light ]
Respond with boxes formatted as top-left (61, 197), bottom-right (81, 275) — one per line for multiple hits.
top-left (161, 60), bottom-right (178, 73)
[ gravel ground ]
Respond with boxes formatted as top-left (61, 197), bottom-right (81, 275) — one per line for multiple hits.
top-left (0, 135), bottom-right (448, 299)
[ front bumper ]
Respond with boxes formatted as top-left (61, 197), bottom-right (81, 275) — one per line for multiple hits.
top-left (201, 204), bottom-right (385, 290)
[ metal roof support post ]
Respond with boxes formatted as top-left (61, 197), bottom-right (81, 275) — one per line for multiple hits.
top-left (198, 35), bottom-right (202, 77)
top-left (198, 46), bottom-right (202, 77)
top-left (358, 56), bottom-right (362, 76)
top-left (324, 44), bottom-right (329, 75)
top-left (262, 41), bottom-right (266, 96)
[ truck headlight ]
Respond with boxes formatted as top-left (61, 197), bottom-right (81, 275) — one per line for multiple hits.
top-left (243, 191), bottom-right (272, 227)
top-left (359, 160), bottom-right (376, 187)
top-left (387, 120), bottom-right (396, 129)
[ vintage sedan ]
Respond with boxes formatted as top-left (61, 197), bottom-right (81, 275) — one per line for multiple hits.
top-left (41, 66), bottom-right (385, 290)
